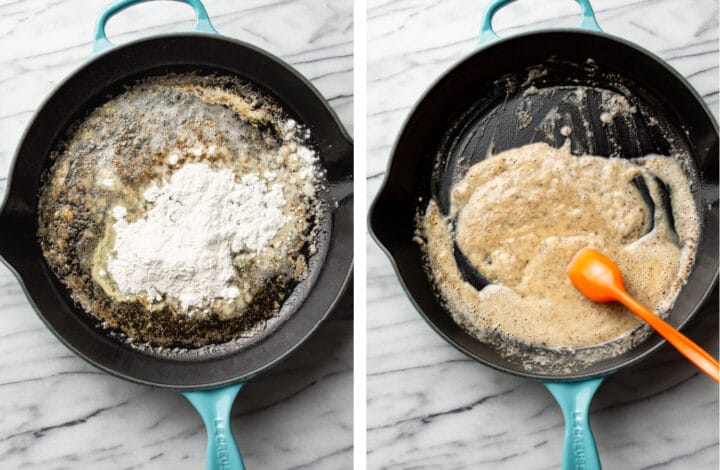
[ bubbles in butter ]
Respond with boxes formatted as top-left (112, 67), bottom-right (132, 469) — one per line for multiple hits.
top-left (419, 142), bottom-right (698, 370)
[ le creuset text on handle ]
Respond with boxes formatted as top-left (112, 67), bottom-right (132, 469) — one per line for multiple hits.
top-left (183, 383), bottom-right (246, 470)
top-left (544, 377), bottom-right (605, 470)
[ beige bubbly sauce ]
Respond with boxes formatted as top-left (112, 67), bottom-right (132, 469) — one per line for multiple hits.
top-left (420, 142), bottom-right (698, 351)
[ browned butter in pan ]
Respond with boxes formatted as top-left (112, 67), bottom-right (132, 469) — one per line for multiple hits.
top-left (38, 74), bottom-right (323, 349)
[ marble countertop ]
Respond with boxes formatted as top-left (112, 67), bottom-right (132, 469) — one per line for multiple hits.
top-left (0, 0), bottom-right (352, 469)
top-left (367, 0), bottom-right (718, 469)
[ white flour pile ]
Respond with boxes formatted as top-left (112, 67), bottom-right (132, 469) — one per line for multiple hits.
top-left (106, 162), bottom-right (288, 310)
top-left (38, 74), bottom-right (323, 347)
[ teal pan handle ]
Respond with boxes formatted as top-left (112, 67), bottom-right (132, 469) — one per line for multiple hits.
top-left (93, 0), bottom-right (218, 54)
top-left (479, 0), bottom-right (603, 46)
top-left (544, 377), bottom-right (605, 470)
top-left (182, 383), bottom-right (246, 470)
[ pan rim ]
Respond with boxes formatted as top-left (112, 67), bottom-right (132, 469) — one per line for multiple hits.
top-left (0, 32), bottom-right (354, 389)
top-left (368, 28), bottom-right (719, 381)
top-left (371, 28), bottom-right (719, 219)
top-left (0, 31), bottom-right (353, 215)
top-left (0, 255), bottom-right (354, 390)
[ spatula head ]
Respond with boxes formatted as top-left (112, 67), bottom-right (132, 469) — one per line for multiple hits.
top-left (567, 247), bottom-right (625, 302)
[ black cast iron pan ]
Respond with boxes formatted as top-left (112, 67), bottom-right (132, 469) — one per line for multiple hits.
top-left (369, 1), bottom-right (717, 468)
top-left (0, 1), bottom-right (353, 468)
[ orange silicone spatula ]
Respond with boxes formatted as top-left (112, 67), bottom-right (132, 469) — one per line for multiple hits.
top-left (568, 247), bottom-right (720, 383)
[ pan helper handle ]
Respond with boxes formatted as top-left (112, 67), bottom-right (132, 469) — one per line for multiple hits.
top-left (183, 383), bottom-right (246, 470)
top-left (479, 0), bottom-right (603, 45)
top-left (544, 377), bottom-right (605, 470)
top-left (93, 0), bottom-right (218, 54)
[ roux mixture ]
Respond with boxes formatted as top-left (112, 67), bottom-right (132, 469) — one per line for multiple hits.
top-left (38, 74), bottom-right (322, 349)
top-left (420, 142), bottom-right (698, 356)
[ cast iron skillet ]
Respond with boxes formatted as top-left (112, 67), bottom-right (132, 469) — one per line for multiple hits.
top-left (0, 1), bottom-right (352, 469)
top-left (369, 0), bottom-right (718, 468)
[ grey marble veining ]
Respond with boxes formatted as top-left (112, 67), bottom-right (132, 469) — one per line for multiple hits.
top-left (0, 0), bottom-right (352, 469)
top-left (367, 0), bottom-right (718, 469)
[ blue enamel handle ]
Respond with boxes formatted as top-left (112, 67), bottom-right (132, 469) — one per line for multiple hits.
top-left (544, 377), bottom-right (605, 470)
top-left (93, 0), bottom-right (218, 54)
top-left (183, 383), bottom-right (246, 470)
top-left (479, 0), bottom-right (603, 46)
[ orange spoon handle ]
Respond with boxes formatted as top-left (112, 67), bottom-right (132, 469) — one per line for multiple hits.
top-left (615, 289), bottom-right (720, 383)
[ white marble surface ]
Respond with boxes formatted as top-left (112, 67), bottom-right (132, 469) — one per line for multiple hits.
top-left (0, 0), bottom-right (352, 468)
top-left (367, 0), bottom-right (718, 469)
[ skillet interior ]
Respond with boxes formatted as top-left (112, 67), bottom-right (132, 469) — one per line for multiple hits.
top-left (0, 34), bottom-right (353, 389)
top-left (370, 30), bottom-right (718, 381)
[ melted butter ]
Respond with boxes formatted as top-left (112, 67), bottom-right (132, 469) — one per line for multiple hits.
top-left (421, 142), bottom-right (698, 349)
top-left (45, 74), bottom-right (318, 322)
